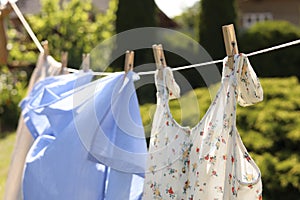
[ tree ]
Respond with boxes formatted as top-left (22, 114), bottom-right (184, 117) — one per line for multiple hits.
top-left (114, 0), bottom-right (157, 69)
top-left (116, 0), bottom-right (156, 33)
top-left (199, 0), bottom-right (237, 59)
top-left (26, 0), bottom-right (116, 68)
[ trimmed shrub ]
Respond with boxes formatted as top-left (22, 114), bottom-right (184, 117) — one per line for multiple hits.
top-left (239, 21), bottom-right (300, 77)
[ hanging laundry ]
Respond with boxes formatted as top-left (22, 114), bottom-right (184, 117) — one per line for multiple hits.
top-left (22, 71), bottom-right (147, 200)
top-left (4, 52), bottom-right (63, 200)
top-left (143, 54), bottom-right (263, 199)
top-left (21, 70), bottom-right (94, 138)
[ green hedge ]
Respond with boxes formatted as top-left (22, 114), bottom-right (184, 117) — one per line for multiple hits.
top-left (239, 21), bottom-right (300, 77)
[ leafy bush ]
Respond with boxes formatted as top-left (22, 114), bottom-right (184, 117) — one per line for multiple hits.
top-left (239, 21), bottom-right (300, 77)
top-left (140, 77), bottom-right (300, 199)
top-left (0, 66), bottom-right (27, 132)
top-left (16, 0), bottom-right (117, 68)
top-left (7, 28), bottom-right (38, 65)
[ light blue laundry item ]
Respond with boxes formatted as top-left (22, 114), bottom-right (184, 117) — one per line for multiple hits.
top-left (20, 70), bottom-right (94, 138)
top-left (22, 71), bottom-right (146, 200)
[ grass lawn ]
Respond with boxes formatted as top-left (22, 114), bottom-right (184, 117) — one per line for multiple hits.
top-left (0, 132), bottom-right (16, 199)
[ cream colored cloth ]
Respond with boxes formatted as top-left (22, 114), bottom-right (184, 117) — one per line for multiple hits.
top-left (4, 53), bottom-right (62, 200)
top-left (143, 54), bottom-right (263, 199)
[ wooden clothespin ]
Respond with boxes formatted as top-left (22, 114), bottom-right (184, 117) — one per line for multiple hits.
top-left (41, 40), bottom-right (49, 59)
top-left (152, 44), bottom-right (167, 80)
top-left (60, 51), bottom-right (68, 74)
top-left (124, 50), bottom-right (134, 75)
top-left (222, 24), bottom-right (239, 69)
top-left (152, 44), bottom-right (167, 70)
top-left (82, 53), bottom-right (90, 72)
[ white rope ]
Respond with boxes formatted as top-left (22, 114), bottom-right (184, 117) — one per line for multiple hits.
top-left (246, 39), bottom-right (300, 57)
top-left (9, 2), bottom-right (44, 53)
top-left (173, 59), bottom-right (224, 71)
top-left (136, 38), bottom-right (300, 76)
top-left (66, 38), bottom-right (300, 76)
top-left (137, 59), bottom-right (224, 76)
top-left (67, 68), bottom-right (116, 76)
top-left (91, 71), bottom-right (116, 76)
top-left (66, 68), bottom-right (79, 73)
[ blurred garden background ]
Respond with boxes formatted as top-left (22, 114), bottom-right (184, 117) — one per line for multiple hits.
top-left (0, 0), bottom-right (300, 199)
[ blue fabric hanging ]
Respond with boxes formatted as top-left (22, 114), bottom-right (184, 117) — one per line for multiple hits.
top-left (22, 71), bottom-right (146, 200)
top-left (20, 70), bottom-right (94, 139)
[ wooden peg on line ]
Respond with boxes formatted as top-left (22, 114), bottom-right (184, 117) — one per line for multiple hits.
top-left (222, 24), bottom-right (239, 69)
top-left (124, 50), bottom-right (134, 75)
top-left (152, 44), bottom-right (158, 68)
top-left (82, 53), bottom-right (90, 72)
top-left (41, 40), bottom-right (49, 59)
top-left (152, 44), bottom-right (167, 70)
top-left (60, 51), bottom-right (68, 74)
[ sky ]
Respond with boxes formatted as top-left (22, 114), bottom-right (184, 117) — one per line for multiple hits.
top-left (155, 0), bottom-right (200, 18)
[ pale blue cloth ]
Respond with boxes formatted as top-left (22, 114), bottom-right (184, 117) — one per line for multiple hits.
top-left (22, 71), bottom-right (146, 200)
top-left (21, 70), bottom-right (94, 138)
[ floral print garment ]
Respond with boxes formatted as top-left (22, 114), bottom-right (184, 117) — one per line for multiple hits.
top-left (143, 54), bottom-right (263, 200)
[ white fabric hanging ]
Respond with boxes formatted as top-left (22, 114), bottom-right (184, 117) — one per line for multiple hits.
top-left (4, 52), bottom-right (62, 200)
top-left (143, 54), bottom-right (263, 199)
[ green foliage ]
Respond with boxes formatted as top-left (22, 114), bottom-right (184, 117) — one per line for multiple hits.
top-left (7, 28), bottom-right (38, 65)
top-left (25, 0), bottom-right (117, 68)
top-left (199, 0), bottom-right (237, 59)
top-left (140, 77), bottom-right (300, 199)
top-left (0, 66), bottom-right (27, 132)
top-left (239, 21), bottom-right (300, 77)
